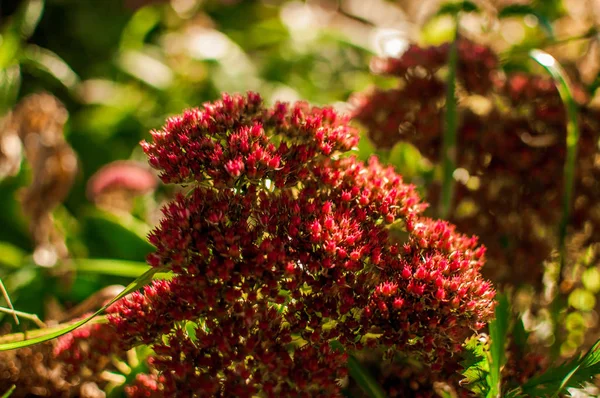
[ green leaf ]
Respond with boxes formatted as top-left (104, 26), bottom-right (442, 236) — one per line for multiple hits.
top-left (512, 316), bottom-right (529, 354)
top-left (120, 4), bottom-right (162, 50)
top-left (0, 266), bottom-right (161, 351)
top-left (0, 385), bottom-right (15, 398)
top-left (528, 49), bottom-right (580, 286)
top-left (106, 345), bottom-right (154, 398)
top-left (356, 131), bottom-right (376, 162)
top-left (436, 1), bottom-right (479, 16)
top-left (388, 142), bottom-right (426, 178)
top-left (532, 0), bottom-right (565, 22)
top-left (487, 294), bottom-right (510, 398)
top-left (73, 258), bottom-right (150, 278)
top-left (460, 334), bottom-right (491, 396)
top-left (185, 320), bottom-right (198, 342)
top-left (498, 5), bottom-right (554, 38)
top-left (0, 242), bottom-right (26, 269)
top-left (435, 387), bottom-right (454, 398)
top-left (21, 45), bottom-right (80, 91)
top-left (0, 64), bottom-right (21, 115)
top-left (0, 33), bottom-right (20, 70)
top-left (521, 339), bottom-right (600, 396)
top-left (0, 0), bottom-right (45, 68)
top-left (83, 209), bottom-right (154, 261)
top-left (460, 295), bottom-right (511, 398)
top-left (5, 0), bottom-right (45, 40)
top-left (18, 0), bottom-right (45, 39)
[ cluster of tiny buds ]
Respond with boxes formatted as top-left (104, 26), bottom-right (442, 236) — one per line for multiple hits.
top-left (102, 92), bottom-right (496, 396)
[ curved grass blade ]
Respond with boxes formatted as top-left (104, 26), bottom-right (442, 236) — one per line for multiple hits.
top-left (521, 339), bottom-right (600, 396)
top-left (0, 316), bottom-right (107, 345)
top-left (552, 362), bottom-right (581, 398)
top-left (0, 266), bottom-right (161, 351)
top-left (528, 49), bottom-right (580, 283)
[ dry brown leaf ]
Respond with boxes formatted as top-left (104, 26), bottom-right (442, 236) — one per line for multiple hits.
top-left (0, 113), bottom-right (23, 179)
top-left (11, 93), bottom-right (78, 267)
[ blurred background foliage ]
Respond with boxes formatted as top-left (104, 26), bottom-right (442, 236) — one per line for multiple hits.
top-left (0, 0), bottom-right (599, 395)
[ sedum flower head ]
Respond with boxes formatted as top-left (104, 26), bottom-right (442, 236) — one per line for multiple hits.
top-left (107, 92), bottom-right (495, 396)
top-left (351, 39), bottom-right (600, 288)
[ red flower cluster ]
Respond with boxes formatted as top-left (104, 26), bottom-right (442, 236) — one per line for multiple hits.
top-left (351, 39), bottom-right (600, 286)
top-left (106, 92), bottom-right (494, 396)
top-left (370, 40), bottom-right (497, 96)
top-left (54, 316), bottom-right (125, 379)
top-left (126, 372), bottom-right (166, 398)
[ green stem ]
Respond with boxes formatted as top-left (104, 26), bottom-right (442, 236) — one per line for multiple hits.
top-left (0, 279), bottom-right (19, 325)
top-left (0, 306), bottom-right (45, 328)
top-left (528, 49), bottom-right (580, 287)
top-left (0, 385), bottom-right (15, 398)
top-left (439, 16), bottom-right (460, 219)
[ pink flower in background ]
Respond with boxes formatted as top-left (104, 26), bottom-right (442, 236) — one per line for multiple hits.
top-left (87, 161), bottom-right (158, 201)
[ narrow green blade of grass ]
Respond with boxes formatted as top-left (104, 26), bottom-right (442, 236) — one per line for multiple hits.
top-left (0, 266), bottom-right (161, 350)
top-left (439, 16), bottom-right (459, 219)
top-left (330, 340), bottom-right (387, 398)
top-left (487, 294), bottom-right (510, 398)
top-left (0, 385), bottom-right (15, 398)
top-left (347, 355), bottom-right (387, 398)
top-left (73, 258), bottom-right (150, 278)
top-left (528, 49), bottom-right (580, 284)
top-left (552, 363), bottom-right (581, 398)
top-left (521, 338), bottom-right (600, 396)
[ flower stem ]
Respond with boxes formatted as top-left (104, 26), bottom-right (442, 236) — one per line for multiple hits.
top-left (439, 16), bottom-right (460, 219)
top-left (528, 49), bottom-right (580, 287)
